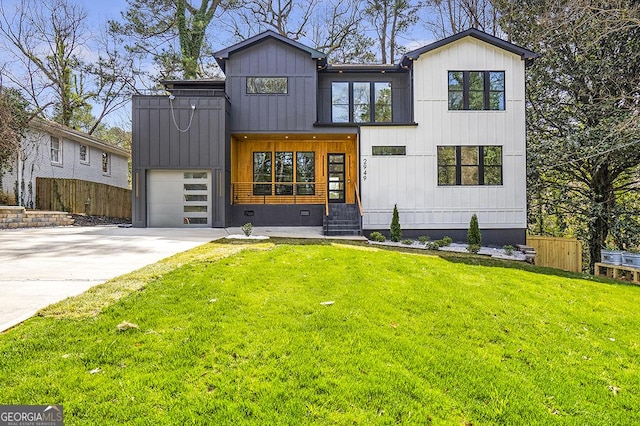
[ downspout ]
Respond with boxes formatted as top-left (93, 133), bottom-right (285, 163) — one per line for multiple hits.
top-left (16, 151), bottom-right (22, 206)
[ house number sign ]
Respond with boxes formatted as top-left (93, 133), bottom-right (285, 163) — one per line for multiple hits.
top-left (362, 159), bottom-right (367, 181)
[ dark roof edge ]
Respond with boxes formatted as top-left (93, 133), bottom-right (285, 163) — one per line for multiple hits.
top-left (401, 28), bottom-right (539, 67)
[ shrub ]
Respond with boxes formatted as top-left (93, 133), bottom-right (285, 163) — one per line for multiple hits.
top-left (418, 235), bottom-right (430, 244)
top-left (390, 204), bottom-right (402, 242)
top-left (503, 245), bottom-right (515, 256)
top-left (427, 241), bottom-right (440, 250)
top-left (369, 231), bottom-right (386, 242)
top-left (441, 236), bottom-right (453, 246)
top-left (241, 222), bottom-right (253, 237)
top-left (468, 244), bottom-right (481, 254)
top-left (467, 214), bottom-right (481, 248)
top-left (401, 239), bottom-right (413, 245)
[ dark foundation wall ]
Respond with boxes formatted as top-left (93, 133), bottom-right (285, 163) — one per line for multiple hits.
top-left (231, 205), bottom-right (324, 227)
top-left (363, 228), bottom-right (527, 247)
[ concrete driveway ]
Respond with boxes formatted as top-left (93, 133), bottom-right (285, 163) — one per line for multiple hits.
top-left (0, 226), bottom-right (229, 332)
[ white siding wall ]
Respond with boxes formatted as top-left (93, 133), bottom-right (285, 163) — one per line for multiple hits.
top-left (361, 37), bottom-right (527, 230)
top-left (1, 128), bottom-right (129, 207)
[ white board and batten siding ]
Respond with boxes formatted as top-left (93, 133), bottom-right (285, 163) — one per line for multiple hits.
top-left (360, 37), bottom-right (527, 231)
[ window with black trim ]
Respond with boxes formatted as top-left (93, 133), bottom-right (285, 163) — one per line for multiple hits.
top-left (275, 151), bottom-right (293, 195)
top-left (372, 146), bottom-right (406, 156)
top-left (253, 151), bottom-right (316, 196)
top-left (296, 152), bottom-right (315, 195)
top-left (246, 77), bottom-right (288, 94)
top-left (331, 81), bottom-right (392, 123)
top-left (437, 146), bottom-right (502, 186)
top-left (448, 71), bottom-right (505, 110)
top-left (253, 152), bottom-right (272, 195)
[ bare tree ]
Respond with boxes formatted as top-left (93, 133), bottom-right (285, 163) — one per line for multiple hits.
top-left (222, 0), bottom-right (376, 63)
top-left (309, 0), bottom-right (376, 63)
top-left (224, 0), bottom-right (317, 41)
top-left (425, 0), bottom-right (501, 38)
top-left (0, 0), bottom-right (139, 133)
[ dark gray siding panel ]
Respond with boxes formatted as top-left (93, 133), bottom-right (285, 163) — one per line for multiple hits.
top-left (225, 38), bottom-right (319, 132)
top-left (133, 95), bottom-right (226, 169)
top-left (317, 72), bottom-right (412, 124)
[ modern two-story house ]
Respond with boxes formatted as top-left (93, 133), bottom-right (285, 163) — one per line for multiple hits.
top-left (131, 28), bottom-right (536, 245)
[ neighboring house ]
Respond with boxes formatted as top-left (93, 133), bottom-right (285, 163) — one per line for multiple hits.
top-left (131, 29), bottom-right (537, 245)
top-left (1, 118), bottom-right (130, 208)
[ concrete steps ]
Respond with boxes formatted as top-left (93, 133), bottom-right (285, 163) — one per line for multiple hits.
top-left (0, 206), bottom-right (74, 229)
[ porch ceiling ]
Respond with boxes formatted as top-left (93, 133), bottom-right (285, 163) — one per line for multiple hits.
top-left (232, 133), bottom-right (355, 141)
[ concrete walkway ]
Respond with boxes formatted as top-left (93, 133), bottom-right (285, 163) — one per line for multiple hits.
top-left (0, 225), bottom-right (344, 333)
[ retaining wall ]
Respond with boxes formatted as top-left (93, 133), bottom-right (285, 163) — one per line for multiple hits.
top-left (0, 206), bottom-right (74, 229)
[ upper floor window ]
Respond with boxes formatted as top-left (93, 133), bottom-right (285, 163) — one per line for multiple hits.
top-left (246, 77), bottom-right (288, 94)
top-left (332, 81), bottom-right (392, 123)
top-left (102, 152), bottom-right (110, 175)
top-left (50, 136), bottom-right (61, 164)
top-left (437, 145), bottom-right (503, 186)
top-left (79, 144), bottom-right (88, 164)
top-left (448, 71), bottom-right (505, 111)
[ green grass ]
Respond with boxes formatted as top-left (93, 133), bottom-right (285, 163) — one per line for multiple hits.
top-left (1, 240), bottom-right (639, 425)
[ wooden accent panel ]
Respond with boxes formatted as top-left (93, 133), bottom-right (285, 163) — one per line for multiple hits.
top-left (231, 136), bottom-right (358, 204)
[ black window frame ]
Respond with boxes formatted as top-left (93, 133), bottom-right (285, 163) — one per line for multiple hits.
top-left (448, 71), bottom-right (505, 111)
top-left (372, 146), bottom-right (406, 156)
top-left (331, 81), bottom-right (393, 123)
top-left (253, 151), bottom-right (272, 195)
top-left (437, 145), bottom-right (503, 186)
top-left (246, 77), bottom-right (288, 94)
top-left (253, 151), bottom-right (317, 196)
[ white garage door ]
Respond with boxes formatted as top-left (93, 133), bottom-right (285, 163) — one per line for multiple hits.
top-left (147, 170), bottom-right (211, 227)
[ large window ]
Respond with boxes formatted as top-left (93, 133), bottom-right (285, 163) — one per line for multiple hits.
top-left (331, 81), bottom-right (392, 123)
top-left (437, 146), bottom-right (503, 186)
top-left (296, 152), bottom-right (315, 195)
top-left (50, 136), bottom-right (61, 164)
top-left (275, 151), bottom-right (294, 195)
top-left (253, 151), bottom-right (316, 196)
top-left (253, 152), bottom-right (272, 195)
top-left (448, 71), bottom-right (505, 111)
top-left (246, 77), bottom-right (288, 94)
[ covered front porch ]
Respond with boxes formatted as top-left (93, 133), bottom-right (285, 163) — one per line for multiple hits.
top-left (230, 133), bottom-right (362, 234)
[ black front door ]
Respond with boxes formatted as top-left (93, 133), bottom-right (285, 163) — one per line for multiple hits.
top-left (328, 153), bottom-right (345, 203)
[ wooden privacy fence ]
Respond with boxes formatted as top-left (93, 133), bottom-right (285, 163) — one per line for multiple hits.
top-left (37, 178), bottom-right (131, 219)
top-left (526, 236), bottom-right (583, 273)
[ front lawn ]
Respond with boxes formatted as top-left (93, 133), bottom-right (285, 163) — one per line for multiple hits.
top-left (1, 240), bottom-right (638, 425)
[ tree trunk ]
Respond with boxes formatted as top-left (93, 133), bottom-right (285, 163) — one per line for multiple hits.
top-left (587, 163), bottom-right (615, 272)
